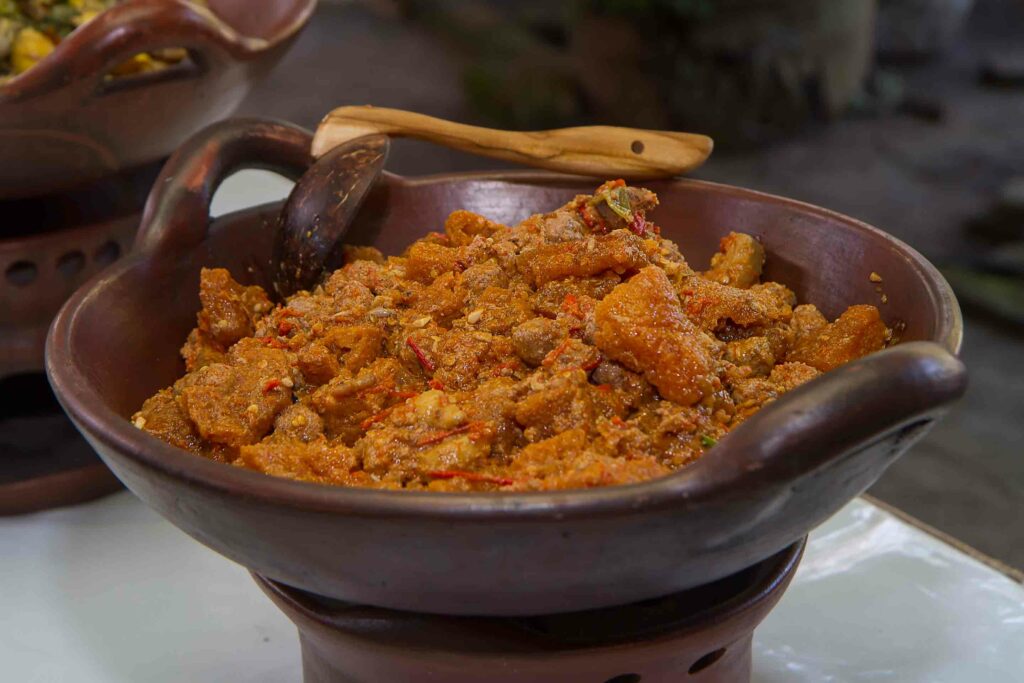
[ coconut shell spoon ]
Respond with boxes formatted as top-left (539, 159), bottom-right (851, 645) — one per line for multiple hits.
top-left (273, 134), bottom-right (390, 296)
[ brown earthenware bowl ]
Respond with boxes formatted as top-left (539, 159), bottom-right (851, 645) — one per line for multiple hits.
top-left (47, 119), bottom-right (967, 616)
top-left (0, 0), bottom-right (315, 200)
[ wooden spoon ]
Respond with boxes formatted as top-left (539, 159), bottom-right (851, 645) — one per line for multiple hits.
top-left (313, 106), bottom-right (713, 179)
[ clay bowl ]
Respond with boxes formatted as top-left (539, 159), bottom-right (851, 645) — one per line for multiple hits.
top-left (0, 0), bottom-right (315, 200)
top-left (47, 119), bottom-right (967, 616)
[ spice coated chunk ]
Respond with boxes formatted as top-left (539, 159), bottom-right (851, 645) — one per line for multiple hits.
top-left (595, 267), bottom-right (717, 406)
top-left (133, 181), bottom-right (890, 491)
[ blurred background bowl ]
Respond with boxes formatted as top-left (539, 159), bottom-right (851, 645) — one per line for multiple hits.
top-left (0, 0), bottom-right (316, 201)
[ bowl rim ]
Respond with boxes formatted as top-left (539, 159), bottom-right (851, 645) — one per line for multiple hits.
top-left (0, 0), bottom-right (317, 101)
top-left (46, 170), bottom-right (964, 521)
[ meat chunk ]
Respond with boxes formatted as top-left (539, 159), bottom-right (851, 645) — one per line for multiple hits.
top-left (461, 259), bottom-right (509, 294)
top-left (789, 304), bottom-right (828, 350)
top-left (532, 274), bottom-right (621, 317)
top-left (595, 267), bottom-right (718, 405)
top-left (518, 230), bottom-right (649, 287)
top-left (513, 370), bottom-right (603, 441)
top-left (177, 340), bottom-right (293, 447)
top-left (704, 232), bottom-right (764, 288)
top-left (311, 358), bottom-right (422, 445)
top-left (511, 317), bottom-right (568, 367)
top-left (133, 388), bottom-right (204, 454)
top-left (591, 360), bottom-right (655, 411)
top-left (464, 285), bottom-right (534, 335)
top-left (724, 336), bottom-right (777, 376)
top-left (197, 268), bottom-right (272, 347)
top-left (788, 304), bottom-right (888, 371)
top-left (273, 404), bottom-right (325, 443)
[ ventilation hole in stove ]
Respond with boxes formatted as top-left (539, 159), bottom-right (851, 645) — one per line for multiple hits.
top-left (93, 240), bottom-right (122, 266)
top-left (56, 250), bottom-right (86, 279)
top-left (688, 648), bottom-right (726, 674)
top-left (604, 675), bottom-right (641, 683)
top-left (5, 260), bottom-right (38, 287)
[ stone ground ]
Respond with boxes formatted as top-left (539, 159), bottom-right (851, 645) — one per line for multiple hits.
top-left (237, 0), bottom-right (1023, 568)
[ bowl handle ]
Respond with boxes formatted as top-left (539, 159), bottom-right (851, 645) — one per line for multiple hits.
top-left (677, 341), bottom-right (967, 492)
top-left (135, 118), bottom-right (312, 255)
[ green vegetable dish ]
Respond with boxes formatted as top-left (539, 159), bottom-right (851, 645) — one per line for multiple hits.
top-left (0, 0), bottom-right (202, 80)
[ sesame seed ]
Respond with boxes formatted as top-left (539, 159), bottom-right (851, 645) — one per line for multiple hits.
top-left (869, 272), bottom-right (883, 283)
top-left (133, 416), bottom-right (147, 429)
top-left (467, 309), bottom-right (483, 324)
top-left (281, 377), bottom-right (294, 388)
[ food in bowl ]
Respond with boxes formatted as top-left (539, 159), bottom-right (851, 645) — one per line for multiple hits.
top-left (0, 0), bottom-right (202, 79)
top-left (133, 180), bottom-right (891, 491)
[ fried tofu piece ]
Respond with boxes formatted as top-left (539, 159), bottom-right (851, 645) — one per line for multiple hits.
top-left (405, 242), bottom-right (462, 284)
top-left (236, 439), bottom-right (357, 483)
top-left (410, 271), bottom-right (468, 326)
top-left (444, 210), bottom-right (507, 246)
top-left (518, 230), bottom-right (649, 287)
top-left (508, 428), bottom-right (669, 490)
top-left (595, 266), bottom-right (717, 406)
top-left (704, 232), bottom-right (764, 288)
top-left (679, 276), bottom-right (794, 332)
top-left (788, 304), bottom-right (888, 371)
top-left (731, 362), bottom-right (821, 422)
top-left (341, 245), bottom-right (386, 265)
top-left (431, 329), bottom-right (521, 391)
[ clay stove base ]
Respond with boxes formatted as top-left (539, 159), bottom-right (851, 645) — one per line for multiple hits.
top-left (0, 163), bottom-right (159, 515)
top-left (255, 540), bottom-right (804, 683)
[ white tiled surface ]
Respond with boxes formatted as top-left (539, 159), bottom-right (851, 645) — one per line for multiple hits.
top-left (2, 495), bottom-right (1021, 682)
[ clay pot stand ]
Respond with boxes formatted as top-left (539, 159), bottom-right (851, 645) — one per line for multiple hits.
top-left (257, 541), bottom-right (805, 683)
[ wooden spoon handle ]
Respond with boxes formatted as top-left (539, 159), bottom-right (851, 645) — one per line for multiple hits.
top-left (313, 106), bottom-right (713, 178)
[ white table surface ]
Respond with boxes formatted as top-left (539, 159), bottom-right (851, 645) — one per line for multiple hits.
top-left (3, 494), bottom-right (1021, 683)
top-left (4, 172), bottom-right (1021, 682)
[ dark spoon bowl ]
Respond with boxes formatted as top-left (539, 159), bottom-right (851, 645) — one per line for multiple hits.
top-left (47, 120), bottom-right (966, 616)
top-left (0, 0), bottom-right (315, 200)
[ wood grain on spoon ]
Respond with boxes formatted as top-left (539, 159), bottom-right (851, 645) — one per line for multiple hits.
top-left (313, 106), bottom-right (713, 179)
